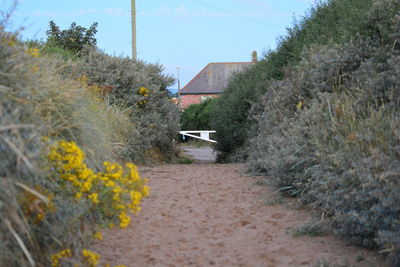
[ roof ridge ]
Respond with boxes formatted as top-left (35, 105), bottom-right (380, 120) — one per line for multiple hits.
top-left (181, 63), bottom-right (211, 92)
top-left (181, 62), bottom-right (254, 94)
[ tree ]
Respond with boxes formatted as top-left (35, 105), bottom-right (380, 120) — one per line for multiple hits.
top-left (46, 21), bottom-right (98, 54)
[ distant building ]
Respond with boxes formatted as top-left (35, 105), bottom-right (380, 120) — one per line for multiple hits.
top-left (180, 61), bottom-right (254, 109)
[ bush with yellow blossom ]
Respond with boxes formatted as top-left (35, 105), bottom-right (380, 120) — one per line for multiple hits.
top-left (137, 86), bottom-right (150, 106)
top-left (45, 140), bottom-right (149, 266)
top-left (48, 140), bottom-right (150, 229)
top-left (50, 248), bottom-right (126, 267)
top-left (0, 10), bottom-right (154, 266)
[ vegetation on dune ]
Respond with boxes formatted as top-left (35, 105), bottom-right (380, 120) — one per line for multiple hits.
top-left (76, 46), bottom-right (179, 162)
top-left (212, 0), bottom-right (400, 264)
top-left (211, 0), bottom-right (377, 161)
top-left (3, 0), bottom-right (400, 265)
top-left (0, 7), bottom-right (179, 266)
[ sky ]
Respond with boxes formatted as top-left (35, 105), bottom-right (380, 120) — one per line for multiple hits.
top-left (4, 0), bottom-right (315, 89)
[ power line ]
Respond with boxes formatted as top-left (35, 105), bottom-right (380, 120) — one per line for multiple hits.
top-left (190, 0), bottom-right (283, 29)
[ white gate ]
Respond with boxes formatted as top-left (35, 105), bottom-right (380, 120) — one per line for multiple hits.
top-left (179, 130), bottom-right (217, 143)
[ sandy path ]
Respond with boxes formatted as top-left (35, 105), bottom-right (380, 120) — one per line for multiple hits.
top-left (94, 162), bottom-right (386, 267)
top-left (180, 146), bottom-right (216, 162)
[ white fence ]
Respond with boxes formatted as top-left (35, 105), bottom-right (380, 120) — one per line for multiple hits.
top-left (179, 130), bottom-right (217, 143)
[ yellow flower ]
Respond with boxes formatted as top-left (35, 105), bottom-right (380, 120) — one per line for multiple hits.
top-left (78, 168), bottom-right (93, 180)
top-left (296, 100), bottom-right (304, 111)
top-left (26, 48), bottom-right (40, 57)
top-left (36, 212), bottom-right (45, 222)
top-left (130, 191), bottom-right (142, 204)
top-left (50, 249), bottom-right (72, 267)
top-left (89, 193), bottom-right (99, 204)
top-left (94, 231), bottom-right (103, 240)
top-left (82, 249), bottom-right (100, 266)
top-left (7, 39), bottom-right (16, 46)
top-left (75, 192), bottom-right (83, 200)
top-left (126, 163), bottom-right (139, 181)
top-left (138, 87), bottom-right (150, 96)
top-left (142, 186), bottom-right (150, 197)
top-left (112, 192), bottom-right (121, 201)
top-left (81, 181), bottom-right (92, 192)
top-left (112, 186), bottom-right (122, 194)
top-left (105, 180), bottom-right (116, 187)
top-left (114, 203), bottom-right (126, 210)
top-left (48, 140), bottom-right (150, 231)
top-left (119, 212), bottom-right (131, 228)
top-left (133, 206), bottom-right (141, 214)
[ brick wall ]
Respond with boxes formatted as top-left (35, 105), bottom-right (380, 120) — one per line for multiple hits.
top-left (181, 94), bottom-right (218, 109)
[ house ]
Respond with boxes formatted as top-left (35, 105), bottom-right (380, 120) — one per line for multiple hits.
top-left (179, 61), bottom-right (254, 109)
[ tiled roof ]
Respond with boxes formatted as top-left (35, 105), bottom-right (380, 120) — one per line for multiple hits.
top-left (180, 62), bottom-right (253, 94)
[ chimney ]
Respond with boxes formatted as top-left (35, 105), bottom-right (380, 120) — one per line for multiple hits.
top-left (252, 51), bottom-right (258, 62)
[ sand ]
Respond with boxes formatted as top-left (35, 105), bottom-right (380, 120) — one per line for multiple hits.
top-left (180, 146), bottom-right (216, 162)
top-left (93, 161), bottom-right (386, 267)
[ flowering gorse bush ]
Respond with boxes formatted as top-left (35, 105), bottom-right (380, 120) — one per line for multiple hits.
top-left (50, 248), bottom-right (124, 267)
top-left (137, 86), bottom-right (150, 106)
top-left (50, 249), bottom-right (72, 267)
top-left (46, 140), bottom-right (147, 266)
top-left (138, 86), bottom-right (149, 96)
top-left (48, 140), bottom-right (150, 229)
top-left (81, 249), bottom-right (100, 267)
top-left (25, 47), bottom-right (40, 57)
top-left (0, 16), bottom-right (150, 266)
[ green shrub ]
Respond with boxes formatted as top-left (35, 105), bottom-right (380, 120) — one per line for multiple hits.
top-left (246, 0), bottom-right (400, 264)
top-left (211, 0), bottom-right (381, 161)
top-left (210, 62), bottom-right (273, 161)
top-left (181, 98), bottom-right (216, 131)
top-left (46, 20), bottom-right (98, 54)
top-left (42, 45), bottom-right (77, 60)
top-left (24, 38), bottom-right (78, 61)
top-left (176, 157), bottom-right (193, 164)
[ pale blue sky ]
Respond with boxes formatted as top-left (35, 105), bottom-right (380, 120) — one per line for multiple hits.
top-left (5, 0), bottom-right (314, 88)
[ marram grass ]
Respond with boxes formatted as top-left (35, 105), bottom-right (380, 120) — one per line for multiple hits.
top-left (0, 17), bottom-right (174, 265)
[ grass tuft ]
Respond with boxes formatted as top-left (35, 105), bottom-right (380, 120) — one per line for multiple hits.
top-left (176, 157), bottom-right (194, 164)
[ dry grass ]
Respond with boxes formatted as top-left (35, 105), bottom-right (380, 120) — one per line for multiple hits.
top-left (0, 20), bottom-right (140, 265)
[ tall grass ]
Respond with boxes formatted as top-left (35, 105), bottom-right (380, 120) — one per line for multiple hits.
top-left (0, 5), bottom-right (178, 263)
top-left (0, 21), bottom-right (139, 263)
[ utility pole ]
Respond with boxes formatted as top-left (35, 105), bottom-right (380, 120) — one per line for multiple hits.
top-left (131, 0), bottom-right (137, 60)
top-left (177, 66), bottom-right (181, 109)
top-left (177, 67), bottom-right (181, 94)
